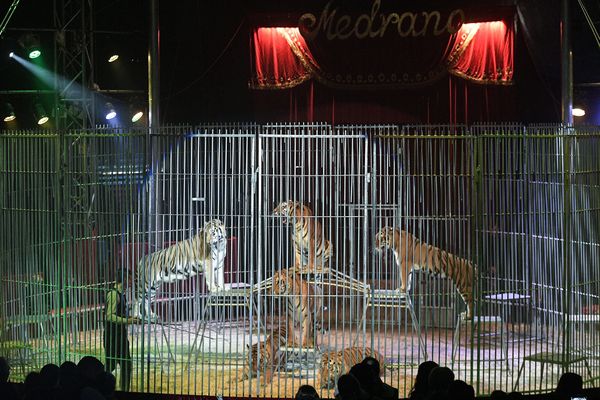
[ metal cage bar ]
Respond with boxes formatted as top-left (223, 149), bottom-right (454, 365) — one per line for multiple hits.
top-left (1, 124), bottom-right (599, 397)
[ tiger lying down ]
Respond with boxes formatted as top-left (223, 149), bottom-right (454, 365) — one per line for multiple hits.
top-left (132, 219), bottom-right (227, 321)
top-left (238, 325), bottom-right (291, 386)
top-left (375, 226), bottom-right (478, 320)
top-left (318, 347), bottom-right (386, 389)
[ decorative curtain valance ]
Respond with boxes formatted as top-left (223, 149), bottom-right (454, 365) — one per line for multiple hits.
top-left (250, 20), bottom-right (513, 90)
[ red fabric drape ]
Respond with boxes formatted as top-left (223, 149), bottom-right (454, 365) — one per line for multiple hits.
top-left (250, 21), bottom-right (514, 89)
top-left (446, 21), bottom-right (513, 84)
top-left (250, 28), bottom-right (313, 89)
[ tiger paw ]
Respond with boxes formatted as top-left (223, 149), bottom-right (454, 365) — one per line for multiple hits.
top-left (460, 311), bottom-right (473, 321)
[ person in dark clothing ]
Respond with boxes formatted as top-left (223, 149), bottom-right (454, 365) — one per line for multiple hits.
top-left (409, 361), bottom-right (439, 400)
top-left (104, 271), bottom-right (137, 391)
top-left (553, 372), bottom-right (584, 400)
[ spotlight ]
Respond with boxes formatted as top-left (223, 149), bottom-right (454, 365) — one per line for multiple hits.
top-left (573, 108), bottom-right (585, 117)
top-left (19, 33), bottom-right (42, 59)
top-left (131, 111), bottom-right (144, 123)
top-left (2, 103), bottom-right (16, 122)
top-left (34, 103), bottom-right (49, 125)
top-left (8, 52), bottom-right (14, 58)
top-left (104, 102), bottom-right (117, 120)
top-left (108, 54), bottom-right (119, 63)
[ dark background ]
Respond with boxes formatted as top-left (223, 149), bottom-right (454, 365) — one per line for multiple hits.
top-left (0, 0), bottom-right (599, 125)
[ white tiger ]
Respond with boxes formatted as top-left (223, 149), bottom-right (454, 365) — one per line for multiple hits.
top-left (133, 219), bottom-right (227, 321)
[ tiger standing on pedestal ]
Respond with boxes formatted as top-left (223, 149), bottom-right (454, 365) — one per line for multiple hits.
top-left (132, 219), bottom-right (227, 321)
top-left (318, 347), bottom-right (385, 389)
top-left (273, 200), bottom-right (332, 273)
top-left (271, 269), bottom-right (323, 348)
top-left (375, 226), bottom-right (477, 320)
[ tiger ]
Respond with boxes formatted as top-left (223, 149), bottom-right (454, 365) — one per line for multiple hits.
top-left (133, 219), bottom-right (227, 321)
top-left (273, 200), bottom-right (332, 274)
top-left (375, 226), bottom-right (477, 320)
top-left (239, 325), bottom-right (291, 386)
top-left (271, 269), bottom-right (323, 348)
top-left (318, 347), bottom-right (385, 389)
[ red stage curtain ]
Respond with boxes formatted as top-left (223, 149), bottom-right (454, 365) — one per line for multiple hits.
top-left (250, 21), bottom-right (513, 89)
top-left (250, 28), bottom-right (314, 89)
top-left (446, 21), bottom-right (513, 84)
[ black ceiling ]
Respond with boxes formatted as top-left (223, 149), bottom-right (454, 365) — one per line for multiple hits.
top-left (1, 0), bottom-right (599, 124)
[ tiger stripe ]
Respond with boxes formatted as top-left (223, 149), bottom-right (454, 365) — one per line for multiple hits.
top-left (133, 219), bottom-right (227, 321)
top-left (272, 269), bottom-right (322, 348)
top-left (318, 347), bottom-right (385, 389)
top-left (375, 226), bottom-right (477, 319)
top-left (273, 200), bottom-right (332, 273)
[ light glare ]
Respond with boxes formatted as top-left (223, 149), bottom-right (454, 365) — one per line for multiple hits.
top-left (37, 116), bottom-right (49, 125)
top-left (131, 111), bottom-right (143, 122)
top-left (108, 54), bottom-right (119, 63)
top-left (8, 52), bottom-right (14, 58)
top-left (29, 49), bottom-right (41, 59)
top-left (3, 115), bottom-right (15, 122)
top-left (573, 108), bottom-right (585, 117)
top-left (105, 111), bottom-right (117, 120)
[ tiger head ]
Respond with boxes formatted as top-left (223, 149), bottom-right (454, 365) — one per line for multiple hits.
top-left (202, 219), bottom-right (227, 245)
top-left (273, 200), bottom-right (312, 224)
top-left (271, 270), bottom-right (294, 295)
top-left (375, 226), bottom-right (398, 251)
top-left (319, 352), bottom-right (343, 389)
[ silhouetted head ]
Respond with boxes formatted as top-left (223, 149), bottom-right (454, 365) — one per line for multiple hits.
top-left (447, 380), bottom-right (474, 400)
top-left (410, 361), bottom-right (439, 395)
top-left (24, 371), bottom-right (42, 389)
top-left (556, 372), bottom-right (583, 396)
top-left (0, 357), bottom-right (9, 383)
top-left (427, 366), bottom-right (455, 393)
top-left (490, 390), bottom-right (508, 400)
top-left (295, 384), bottom-right (320, 400)
top-left (337, 374), bottom-right (369, 400)
top-left (77, 356), bottom-right (104, 385)
top-left (362, 356), bottom-right (381, 376)
top-left (349, 362), bottom-right (376, 387)
top-left (39, 363), bottom-right (60, 389)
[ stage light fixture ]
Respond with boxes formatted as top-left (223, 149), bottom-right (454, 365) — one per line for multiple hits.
top-left (104, 103), bottom-right (117, 120)
top-left (2, 103), bottom-right (16, 122)
top-left (8, 52), bottom-right (14, 58)
top-left (108, 54), bottom-right (119, 63)
top-left (573, 108), bottom-right (585, 117)
top-left (34, 103), bottom-right (49, 125)
top-left (19, 33), bottom-right (42, 59)
top-left (131, 111), bottom-right (144, 123)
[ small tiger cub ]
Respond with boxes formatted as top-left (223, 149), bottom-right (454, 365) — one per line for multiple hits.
top-left (239, 326), bottom-right (291, 386)
top-left (318, 346), bottom-right (385, 389)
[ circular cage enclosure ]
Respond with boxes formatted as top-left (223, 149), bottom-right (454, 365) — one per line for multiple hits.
top-left (1, 124), bottom-right (600, 397)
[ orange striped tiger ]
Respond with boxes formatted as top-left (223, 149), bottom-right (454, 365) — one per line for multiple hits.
top-left (272, 269), bottom-right (322, 348)
top-left (318, 347), bottom-right (385, 389)
top-left (273, 201), bottom-right (332, 273)
top-left (375, 226), bottom-right (477, 320)
top-left (133, 219), bottom-right (227, 321)
top-left (239, 326), bottom-right (291, 386)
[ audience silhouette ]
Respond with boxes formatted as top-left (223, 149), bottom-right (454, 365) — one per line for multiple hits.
top-left (0, 355), bottom-right (595, 400)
